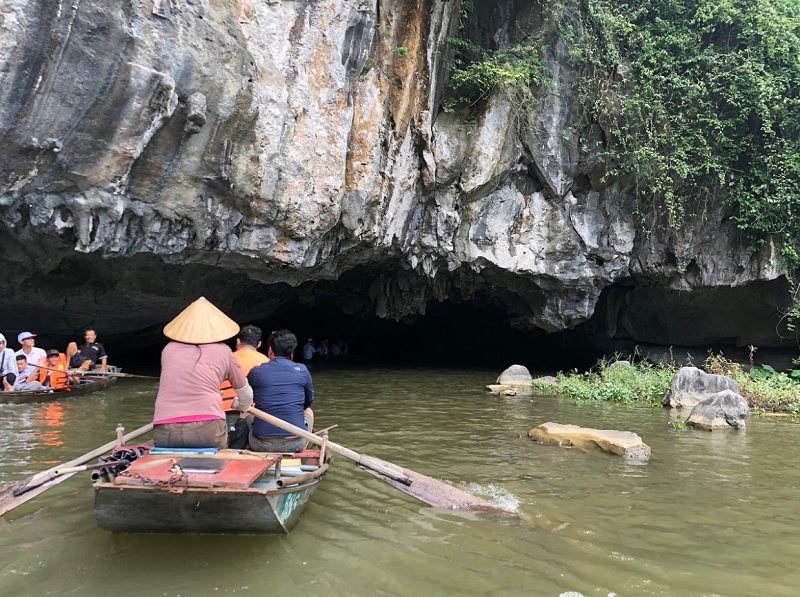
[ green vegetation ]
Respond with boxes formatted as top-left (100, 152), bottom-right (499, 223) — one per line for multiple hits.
top-left (555, 353), bottom-right (800, 414)
top-left (444, 0), bottom-right (800, 301)
top-left (556, 357), bottom-right (677, 406)
top-left (530, 378), bottom-right (559, 395)
top-left (669, 413), bottom-right (688, 430)
top-left (443, 37), bottom-right (546, 113)
top-left (392, 46), bottom-right (410, 57)
top-left (706, 354), bottom-right (800, 413)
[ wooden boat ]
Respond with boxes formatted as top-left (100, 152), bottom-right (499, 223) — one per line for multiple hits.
top-left (0, 377), bottom-right (115, 405)
top-left (93, 446), bottom-right (329, 534)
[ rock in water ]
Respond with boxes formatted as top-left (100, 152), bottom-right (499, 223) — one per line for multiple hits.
top-left (497, 365), bottom-right (533, 385)
top-left (663, 367), bottom-right (741, 409)
top-left (484, 384), bottom-right (519, 396)
top-left (528, 423), bottom-right (651, 461)
top-left (687, 390), bottom-right (749, 430)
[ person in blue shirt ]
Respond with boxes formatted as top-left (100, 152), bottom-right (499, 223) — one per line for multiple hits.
top-left (247, 329), bottom-right (314, 453)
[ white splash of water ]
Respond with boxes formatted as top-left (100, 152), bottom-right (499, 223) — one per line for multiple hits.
top-left (462, 483), bottom-right (520, 512)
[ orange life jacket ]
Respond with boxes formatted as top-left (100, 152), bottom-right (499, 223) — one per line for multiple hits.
top-left (38, 354), bottom-right (70, 390)
top-left (220, 347), bottom-right (268, 410)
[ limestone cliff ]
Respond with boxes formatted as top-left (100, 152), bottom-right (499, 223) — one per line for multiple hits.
top-left (0, 0), bottom-right (790, 348)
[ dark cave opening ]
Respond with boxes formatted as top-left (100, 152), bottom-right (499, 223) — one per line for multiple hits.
top-left (100, 299), bottom-right (600, 373)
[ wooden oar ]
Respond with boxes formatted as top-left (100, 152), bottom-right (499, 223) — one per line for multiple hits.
top-left (34, 365), bottom-right (158, 380)
top-left (77, 371), bottom-right (159, 380)
top-left (247, 407), bottom-right (509, 512)
top-left (0, 423), bottom-right (153, 516)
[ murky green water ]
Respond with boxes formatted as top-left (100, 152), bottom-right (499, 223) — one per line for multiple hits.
top-left (1, 367), bottom-right (799, 597)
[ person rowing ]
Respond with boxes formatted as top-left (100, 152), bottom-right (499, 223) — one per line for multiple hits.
top-left (152, 297), bottom-right (254, 450)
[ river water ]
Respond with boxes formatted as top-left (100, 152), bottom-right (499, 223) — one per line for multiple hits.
top-left (1, 367), bottom-right (798, 597)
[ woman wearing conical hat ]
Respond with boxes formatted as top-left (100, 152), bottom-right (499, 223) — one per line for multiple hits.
top-left (152, 297), bottom-right (254, 449)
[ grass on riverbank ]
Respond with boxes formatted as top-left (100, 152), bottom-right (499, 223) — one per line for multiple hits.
top-left (554, 354), bottom-right (800, 414)
top-left (556, 357), bottom-right (676, 407)
top-left (705, 355), bottom-right (800, 414)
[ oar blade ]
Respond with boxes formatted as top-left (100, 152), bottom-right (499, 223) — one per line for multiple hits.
top-left (0, 473), bottom-right (78, 517)
top-left (357, 462), bottom-right (512, 513)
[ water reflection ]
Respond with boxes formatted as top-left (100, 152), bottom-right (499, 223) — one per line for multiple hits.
top-left (35, 403), bottom-right (65, 448)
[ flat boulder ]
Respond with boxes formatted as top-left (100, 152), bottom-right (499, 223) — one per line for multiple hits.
top-left (485, 384), bottom-right (517, 396)
top-left (663, 366), bottom-right (741, 409)
top-left (528, 422), bottom-right (651, 461)
top-left (497, 364), bottom-right (533, 385)
top-left (687, 389), bottom-right (749, 430)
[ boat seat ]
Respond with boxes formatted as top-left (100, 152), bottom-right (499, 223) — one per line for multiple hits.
top-left (115, 454), bottom-right (277, 489)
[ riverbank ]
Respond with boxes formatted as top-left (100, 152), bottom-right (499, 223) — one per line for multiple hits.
top-left (551, 354), bottom-right (800, 414)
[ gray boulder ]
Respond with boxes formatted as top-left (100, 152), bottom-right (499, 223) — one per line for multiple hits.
top-left (663, 367), bottom-right (741, 408)
top-left (497, 365), bottom-right (533, 385)
top-left (686, 390), bottom-right (749, 430)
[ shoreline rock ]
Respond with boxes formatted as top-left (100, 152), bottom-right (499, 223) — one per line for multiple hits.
top-left (663, 367), bottom-right (741, 409)
top-left (497, 365), bottom-right (533, 385)
top-left (686, 389), bottom-right (749, 430)
top-left (528, 422), bottom-right (651, 461)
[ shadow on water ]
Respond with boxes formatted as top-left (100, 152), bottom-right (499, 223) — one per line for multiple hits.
top-left (2, 369), bottom-right (800, 597)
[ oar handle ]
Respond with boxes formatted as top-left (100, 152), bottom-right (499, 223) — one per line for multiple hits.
top-left (247, 407), bottom-right (411, 485)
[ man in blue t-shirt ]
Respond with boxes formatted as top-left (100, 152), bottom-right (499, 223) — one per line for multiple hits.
top-left (247, 329), bottom-right (314, 453)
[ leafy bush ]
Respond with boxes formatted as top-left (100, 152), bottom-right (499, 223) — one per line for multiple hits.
top-left (556, 357), bottom-right (676, 406)
top-left (705, 354), bottom-right (800, 413)
top-left (530, 378), bottom-right (558, 395)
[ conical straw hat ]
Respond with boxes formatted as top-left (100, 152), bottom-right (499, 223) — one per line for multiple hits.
top-left (163, 297), bottom-right (240, 344)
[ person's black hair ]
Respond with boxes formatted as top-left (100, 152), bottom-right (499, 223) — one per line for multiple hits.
top-left (85, 328), bottom-right (96, 334)
top-left (237, 325), bottom-right (262, 347)
top-left (267, 329), bottom-right (297, 358)
top-left (16, 354), bottom-right (27, 362)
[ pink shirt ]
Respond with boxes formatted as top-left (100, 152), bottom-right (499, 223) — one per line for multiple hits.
top-left (153, 341), bottom-right (247, 425)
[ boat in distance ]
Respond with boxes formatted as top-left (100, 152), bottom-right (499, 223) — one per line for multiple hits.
top-left (0, 377), bottom-right (116, 405)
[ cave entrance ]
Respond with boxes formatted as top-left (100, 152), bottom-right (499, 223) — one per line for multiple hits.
top-left (107, 299), bottom-right (594, 372)
top-left (243, 299), bottom-right (595, 370)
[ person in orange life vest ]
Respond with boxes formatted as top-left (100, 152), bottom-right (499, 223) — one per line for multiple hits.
top-left (220, 325), bottom-right (269, 411)
top-left (33, 349), bottom-right (79, 389)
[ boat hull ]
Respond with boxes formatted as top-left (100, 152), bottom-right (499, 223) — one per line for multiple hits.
top-left (0, 378), bottom-right (114, 405)
top-left (93, 476), bottom-right (323, 534)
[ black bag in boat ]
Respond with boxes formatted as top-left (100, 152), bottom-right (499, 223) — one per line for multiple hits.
top-left (228, 418), bottom-right (249, 450)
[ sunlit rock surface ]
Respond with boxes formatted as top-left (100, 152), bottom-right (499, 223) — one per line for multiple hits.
top-left (0, 0), bottom-right (789, 346)
top-left (528, 422), bottom-right (651, 461)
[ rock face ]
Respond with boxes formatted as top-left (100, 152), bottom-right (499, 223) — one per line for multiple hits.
top-left (0, 0), bottom-right (791, 345)
top-left (528, 423), bottom-right (651, 461)
top-left (686, 390), bottom-right (750, 430)
top-left (663, 367), bottom-right (741, 409)
top-left (497, 365), bottom-right (533, 385)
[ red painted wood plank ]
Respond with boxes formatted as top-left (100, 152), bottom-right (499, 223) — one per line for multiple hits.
top-left (116, 455), bottom-right (276, 489)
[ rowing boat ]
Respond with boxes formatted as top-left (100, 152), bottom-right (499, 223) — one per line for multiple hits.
top-left (0, 377), bottom-right (116, 405)
top-left (92, 446), bottom-right (329, 534)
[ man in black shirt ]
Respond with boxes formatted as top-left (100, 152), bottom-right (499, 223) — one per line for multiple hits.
top-left (66, 329), bottom-right (108, 372)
